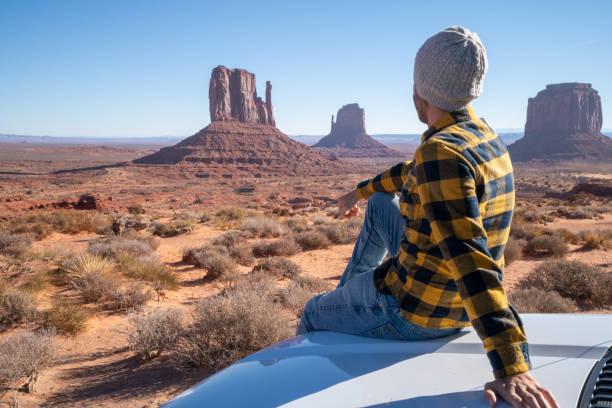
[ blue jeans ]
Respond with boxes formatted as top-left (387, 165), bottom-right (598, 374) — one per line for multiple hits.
top-left (297, 193), bottom-right (459, 340)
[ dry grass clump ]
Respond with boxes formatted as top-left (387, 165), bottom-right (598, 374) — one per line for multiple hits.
top-left (252, 256), bottom-right (301, 278)
top-left (578, 229), bottom-right (612, 251)
top-left (566, 208), bottom-right (593, 219)
top-left (88, 233), bottom-right (158, 259)
top-left (519, 259), bottom-right (611, 307)
top-left (108, 282), bottom-right (153, 310)
top-left (44, 301), bottom-right (89, 336)
top-left (294, 231), bottom-right (331, 250)
top-left (556, 228), bottom-right (580, 244)
top-left (117, 253), bottom-right (178, 291)
top-left (284, 216), bottom-right (308, 231)
top-left (63, 253), bottom-right (116, 302)
top-left (309, 214), bottom-right (329, 225)
top-left (513, 208), bottom-right (553, 224)
top-left (19, 271), bottom-right (49, 294)
top-left (316, 219), bottom-right (362, 245)
top-left (171, 279), bottom-right (291, 371)
top-left (213, 207), bottom-right (251, 229)
top-left (252, 238), bottom-right (301, 257)
top-left (523, 235), bottom-right (568, 257)
top-left (229, 246), bottom-right (254, 266)
top-left (0, 329), bottom-right (56, 394)
top-left (508, 288), bottom-right (577, 313)
top-left (149, 219), bottom-right (194, 237)
top-left (0, 233), bottom-right (33, 258)
top-left (503, 238), bottom-right (526, 266)
top-left (240, 217), bottom-right (285, 238)
top-left (6, 211), bottom-right (109, 240)
top-left (210, 231), bottom-right (250, 248)
top-left (128, 307), bottom-right (183, 360)
top-left (0, 290), bottom-right (37, 325)
top-left (182, 245), bottom-right (238, 281)
top-left (280, 276), bottom-right (333, 317)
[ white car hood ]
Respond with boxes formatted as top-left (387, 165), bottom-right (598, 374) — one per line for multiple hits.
top-left (163, 314), bottom-right (612, 407)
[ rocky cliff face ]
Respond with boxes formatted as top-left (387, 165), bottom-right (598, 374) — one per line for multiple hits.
top-left (135, 66), bottom-right (351, 175)
top-left (313, 104), bottom-right (402, 158)
top-left (509, 83), bottom-right (612, 161)
top-left (209, 66), bottom-right (275, 125)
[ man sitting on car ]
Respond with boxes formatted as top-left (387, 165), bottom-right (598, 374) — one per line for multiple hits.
top-left (298, 26), bottom-right (558, 408)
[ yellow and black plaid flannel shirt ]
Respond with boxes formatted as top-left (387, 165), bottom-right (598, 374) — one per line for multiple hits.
top-left (356, 107), bottom-right (530, 379)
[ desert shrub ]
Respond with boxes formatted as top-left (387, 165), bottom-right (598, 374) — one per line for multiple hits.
top-left (252, 238), bottom-right (300, 257)
top-left (44, 301), bottom-right (89, 336)
top-left (128, 307), bottom-right (183, 360)
top-left (171, 279), bottom-right (291, 371)
top-left (519, 259), bottom-right (612, 306)
top-left (229, 246), bottom-right (254, 266)
top-left (309, 214), bottom-right (329, 225)
top-left (111, 214), bottom-right (150, 235)
top-left (64, 253), bottom-right (116, 302)
top-left (284, 216), bottom-right (308, 231)
top-left (508, 288), bottom-right (577, 313)
top-left (252, 256), bottom-right (301, 278)
top-left (566, 208), bottom-right (593, 219)
top-left (280, 276), bottom-right (333, 317)
top-left (556, 228), bottom-right (580, 245)
top-left (0, 290), bottom-right (37, 325)
top-left (513, 208), bottom-right (552, 224)
top-left (181, 245), bottom-right (238, 281)
top-left (0, 329), bottom-right (56, 394)
top-left (116, 253), bottom-right (178, 290)
top-left (272, 207), bottom-right (292, 216)
top-left (294, 231), bottom-right (331, 250)
top-left (240, 217), bottom-right (285, 238)
top-left (88, 233), bottom-right (158, 259)
top-left (128, 205), bottom-right (145, 215)
top-left (108, 283), bottom-right (153, 310)
top-left (524, 235), bottom-right (568, 257)
top-left (149, 219), bottom-right (194, 237)
top-left (8, 211), bottom-right (110, 239)
top-left (210, 231), bottom-right (250, 249)
top-left (19, 271), bottom-right (49, 294)
top-left (0, 233), bottom-right (33, 258)
top-left (316, 220), bottom-right (361, 245)
top-left (503, 238), bottom-right (526, 266)
top-left (578, 229), bottom-right (612, 251)
top-left (215, 207), bottom-right (247, 222)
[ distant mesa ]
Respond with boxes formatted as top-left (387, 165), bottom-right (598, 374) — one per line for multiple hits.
top-left (134, 66), bottom-right (350, 175)
top-left (508, 83), bottom-right (612, 161)
top-left (312, 103), bottom-right (402, 158)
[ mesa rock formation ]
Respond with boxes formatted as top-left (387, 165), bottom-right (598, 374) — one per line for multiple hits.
top-left (135, 66), bottom-right (350, 175)
top-left (509, 83), bottom-right (612, 161)
top-left (313, 103), bottom-right (402, 157)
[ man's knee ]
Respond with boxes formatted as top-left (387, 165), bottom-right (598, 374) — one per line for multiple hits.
top-left (296, 296), bottom-right (317, 334)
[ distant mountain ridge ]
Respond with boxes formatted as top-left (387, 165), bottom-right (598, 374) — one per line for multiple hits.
top-left (0, 133), bottom-right (183, 146)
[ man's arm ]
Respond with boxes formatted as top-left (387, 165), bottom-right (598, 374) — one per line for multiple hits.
top-left (414, 140), bottom-right (558, 407)
top-left (338, 161), bottom-right (412, 218)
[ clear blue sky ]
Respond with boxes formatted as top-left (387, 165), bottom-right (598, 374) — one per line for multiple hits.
top-left (1, 0), bottom-right (611, 137)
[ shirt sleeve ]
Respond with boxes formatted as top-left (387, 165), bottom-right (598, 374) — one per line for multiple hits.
top-left (355, 161), bottom-right (412, 199)
top-left (414, 140), bottom-right (531, 379)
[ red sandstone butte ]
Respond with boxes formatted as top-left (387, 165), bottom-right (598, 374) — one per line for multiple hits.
top-left (135, 66), bottom-right (352, 175)
top-left (313, 103), bottom-right (402, 158)
top-left (509, 83), bottom-right (612, 161)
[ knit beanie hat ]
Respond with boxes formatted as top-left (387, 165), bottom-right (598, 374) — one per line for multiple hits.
top-left (414, 26), bottom-right (488, 112)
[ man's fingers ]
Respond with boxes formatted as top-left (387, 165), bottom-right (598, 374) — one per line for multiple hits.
top-left (516, 386), bottom-right (542, 408)
top-left (483, 388), bottom-right (497, 407)
top-left (537, 386), bottom-right (559, 408)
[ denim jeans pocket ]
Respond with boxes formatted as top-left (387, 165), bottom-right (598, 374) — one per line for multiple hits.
top-left (360, 322), bottom-right (405, 340)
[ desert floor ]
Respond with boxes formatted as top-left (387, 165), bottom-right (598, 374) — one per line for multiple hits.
top-left (0, 144), bottom-right (610, 407)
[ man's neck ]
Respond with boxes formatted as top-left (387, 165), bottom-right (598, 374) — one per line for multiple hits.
top-left (426, 106), bottom-right (449, 128)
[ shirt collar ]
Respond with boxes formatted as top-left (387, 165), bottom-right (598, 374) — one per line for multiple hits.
top-left (421, 106), bottom-right (477, 142)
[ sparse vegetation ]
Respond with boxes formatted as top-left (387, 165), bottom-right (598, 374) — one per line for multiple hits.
top-left (64, 253), bottom-right (116, 302)
top-left (149, 219), bottom-right (194, 237)
top-left (0, 329), bottom-right (56, 395)
top-left (294, 231), bottom-right (331, 250)
top-left (88, 233), bottom-right (158, 259)
top-left (108, 282), bottom-right (153, 310)
top-left (171, 279), bottom-right (291, 371)
top-left (524, 235), bottom-right (568, 257)
top-left (316, 219), bottom-right (361, 244)
top-left (240, 217), bottom-right (285, 238)
top-left (0, 290), bottom-right (37, 325)
top-left (252, 238), bottom-right (300, 257)
top-left (503, 237), bottom-right (526, 266)
top-left (578, 229), bottom-right (612, 250)
top-left (210, 230), bottom-right (249, 248)
top-left (128, 307), bottom-right (183, 360)
top-left (182, 245), bottom-right (239, 281)
top-left (117, 253), bottom-right (178, 290)
top-left (0, 233), bottom-right (33, 258)
top-left (252, 256), bottom-right (301, 278)
top-left (508, 288), bottom-right (577, 313)
top-left (519, 259), bottom-right (611, 307)
top-left (279, 276), bottom-right (333, 317)
top-left (5, 211), bottom-right (109, 239)
top-left (229, 246), bottom-right (254, 266)
top-left (44, 301), bottom-right (89, 336)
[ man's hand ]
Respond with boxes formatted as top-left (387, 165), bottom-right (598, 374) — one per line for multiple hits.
top-left (484, 372), bottom-right (559, 408)
top-left (337, 190), bottom-right (360, 218)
